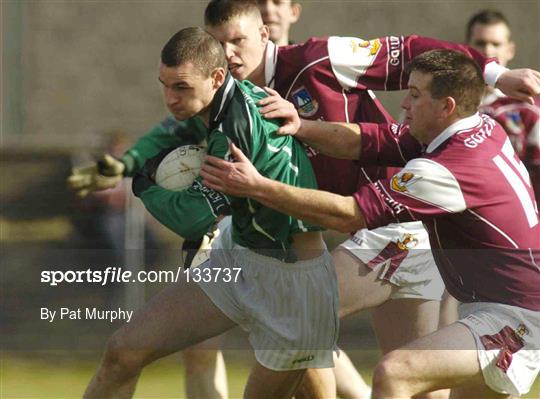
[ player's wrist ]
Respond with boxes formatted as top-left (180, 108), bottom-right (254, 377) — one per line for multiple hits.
top-left (252, 176), bottom-right (278, 202)
top-left (296, 118), bottom-right (311, 139)
top-left (120, 153), bottom-right (135, 176)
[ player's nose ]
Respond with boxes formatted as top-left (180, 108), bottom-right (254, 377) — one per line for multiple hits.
top-left (222, 43), bottom-right (235, 60)
top-left (400, 94), bottom-right (411, 110)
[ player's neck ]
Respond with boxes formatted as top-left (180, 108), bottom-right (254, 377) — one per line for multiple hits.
top-left (249, 62), bottom-right (267, 88)
top-left (274, 35), bottom-right (289, 47)
top-left (199, 109), bottom-right (211, 128)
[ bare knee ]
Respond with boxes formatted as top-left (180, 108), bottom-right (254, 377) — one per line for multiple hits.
top-left (372, 351), bottom-right (415, 398)
top-left (100, 328), bottom-right (151, 378)
top-left (182, 348), bottom-right (219, 374)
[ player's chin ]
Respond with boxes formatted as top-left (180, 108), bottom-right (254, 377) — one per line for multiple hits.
top-left (171, 109), bottom-right (195, 121)
top-left (229, 64), bottom-right (245, 80)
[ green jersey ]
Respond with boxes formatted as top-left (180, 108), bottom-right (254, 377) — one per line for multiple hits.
top-left (134, 74), bottom-right (321, 258)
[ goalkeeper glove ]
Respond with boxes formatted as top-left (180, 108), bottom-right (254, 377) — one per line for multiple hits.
top-left (67, 153), bottom-right (125, 198)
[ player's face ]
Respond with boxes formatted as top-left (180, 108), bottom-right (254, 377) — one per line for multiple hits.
top-left (257, 0), bottom-right (300, 44)
top-left (401, 71), bottom-right (446, 144)
top-left (159, 62), bottom-right (217, 121)
top-left (469, 22), bottom-right (515, 67)
top-left (206, 16), bottom-right (269, 82)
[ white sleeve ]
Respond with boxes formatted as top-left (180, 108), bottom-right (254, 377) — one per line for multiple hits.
top-left (390, 158), bottom-right (467, 213)
top-left (483, 61), bottom-right (509, 88)
top-left (327, 36), bottom-right (382, 90)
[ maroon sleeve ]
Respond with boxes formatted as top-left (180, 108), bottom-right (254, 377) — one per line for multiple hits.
top-left (331, 35), bottom-right (493, 91)
top-left (358, 122), bottom-right (423, 166)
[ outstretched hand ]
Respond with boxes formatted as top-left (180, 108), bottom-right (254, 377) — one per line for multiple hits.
top-left (496, 68), bottom-right (540, 104)
top-left (67, 154), bottom-right (125, 198)
top-left (200, 143), bottom-right (263, 198)
top-left (257, 87), bottom-right (301, 135)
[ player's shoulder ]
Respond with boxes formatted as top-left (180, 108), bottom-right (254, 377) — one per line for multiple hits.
top-left (393, 157), bottom-right (467, 212)
top-left (236, 79), bottom-right (268, 103)
top-left (278, 36), bottom-right (330, 63)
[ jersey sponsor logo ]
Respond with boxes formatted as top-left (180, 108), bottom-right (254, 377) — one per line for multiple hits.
top-left (390, 171), bottom-right (421, 193)
top-left (350, 38), bottom-right (381, 56)
top-left (291, 86), bottom-right (319, 117)
top-left (192, 180), bottom-right (230, 216)
top-left (388, 36), bottom-right (401, 66)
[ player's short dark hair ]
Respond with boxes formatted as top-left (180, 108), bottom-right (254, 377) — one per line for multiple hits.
top-left (161, 27), bottom-right (227, 76)
top-left (405, 50), bottom-right (485, 117)
top-left (466, 9), bottom-right (511, 42)
top-left (205, 0), bottom-right (262, 27)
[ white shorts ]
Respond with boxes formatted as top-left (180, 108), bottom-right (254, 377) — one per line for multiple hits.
top-left (339, 221), bottom-right (444, 300)
top-left (458, 302), bottom-right (540, 397)
top-left (194, 222), bottom-right (339, 371)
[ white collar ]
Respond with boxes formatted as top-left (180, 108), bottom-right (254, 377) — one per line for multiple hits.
top-left (264, 41), bottom-right (278, 88)
top-left (426, 113), bottom-right (483, 153)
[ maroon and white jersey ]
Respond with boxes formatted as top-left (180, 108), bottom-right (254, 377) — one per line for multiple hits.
top-left (353, 114), bottom-right (540, 310)
top-left (264, 36), bottom-right (503, 195)
top-left (480, 92), bottom-right (540, 201)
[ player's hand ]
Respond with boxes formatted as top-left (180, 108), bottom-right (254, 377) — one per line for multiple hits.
top-left (200, 143), bottom-right (263, 197)
top-left (496, 68), bottom-right (540, 104)
top-left (67, 154), bottom-right (125, 198)
top-left (257, 87), bottom-right (301, 135)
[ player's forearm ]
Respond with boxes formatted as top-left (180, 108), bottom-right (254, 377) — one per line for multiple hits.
top-left (296, 119), bottom-right (362, 160)
top-left (251, 177), bottom-right (366, 233)
top-left (122, 126), bottom-right (183, 176)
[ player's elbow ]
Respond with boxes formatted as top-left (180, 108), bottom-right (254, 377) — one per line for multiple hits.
top-left (175, 217), bottom-right (213, 241)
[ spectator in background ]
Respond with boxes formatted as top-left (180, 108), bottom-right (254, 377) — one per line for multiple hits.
top-left (257, 0), bottom-right (302, 46)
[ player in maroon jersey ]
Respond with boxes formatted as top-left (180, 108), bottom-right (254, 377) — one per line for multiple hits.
top-left (201, 49), bottom-right (540, 398)
top-left (440, 8), bottom-right (540, 333)
top-left (203, 0), bottom-right (540, 381)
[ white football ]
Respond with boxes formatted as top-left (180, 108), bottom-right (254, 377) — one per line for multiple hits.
top-left (155, 145), bottom-right (207, 191)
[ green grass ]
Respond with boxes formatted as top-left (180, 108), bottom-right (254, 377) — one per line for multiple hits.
top-left (1, 352), bottom-right (538, 398)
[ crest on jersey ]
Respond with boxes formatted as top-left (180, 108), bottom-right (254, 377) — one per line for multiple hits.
top-left (391, 171), bottom-right (421, 193)
top-left (291, 87), bottom-right (319, 117)
top-left (396, 233), bottom-right (419, 250)
top-left (350, 38), bottom-right (381, 56)
top-left (515, 324), bottom-right (529, 338)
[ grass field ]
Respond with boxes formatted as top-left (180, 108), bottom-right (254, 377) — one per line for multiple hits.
top-left (1, 351), bottom-right (539, 398)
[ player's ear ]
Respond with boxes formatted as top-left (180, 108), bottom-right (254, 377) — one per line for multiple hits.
top-left (260, 24), bottom-right (270, 45)
top-left (290, 3), bottom-right (302, 23)
top-left (211, 67), bottom-right (226, 89)
top-left (441, 96), bottom-right (457, 118)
